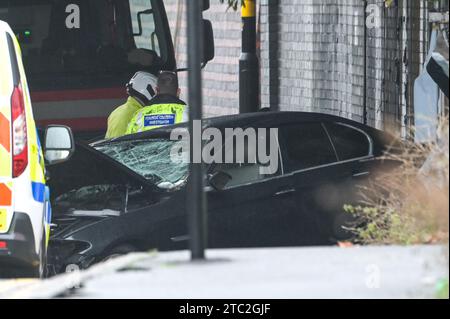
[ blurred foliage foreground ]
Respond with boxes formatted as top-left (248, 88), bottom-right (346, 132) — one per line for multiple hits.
top-left (345, 121), bottom-right (449, 246)
top-left (344, 120), bottom-right (449, 298)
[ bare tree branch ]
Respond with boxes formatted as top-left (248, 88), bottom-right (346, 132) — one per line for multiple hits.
top-left (219, 0), bottom-right (243, 11)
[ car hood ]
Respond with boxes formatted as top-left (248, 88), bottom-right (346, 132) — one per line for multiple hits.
top-left (47, 140), bottom-right (159, 199)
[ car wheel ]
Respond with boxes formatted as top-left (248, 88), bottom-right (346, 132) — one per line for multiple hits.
top-left (101, 244), bottom-right (138, 263)
top-left (331, 212), bottom-right (356, 242)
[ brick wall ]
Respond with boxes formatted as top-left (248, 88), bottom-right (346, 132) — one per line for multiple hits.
top-left (164, 0), bottom-right (427, 135)
top-left (260, 0), bottom-right (426, 135)
top-left (164, 1), bottom-right (241, 117)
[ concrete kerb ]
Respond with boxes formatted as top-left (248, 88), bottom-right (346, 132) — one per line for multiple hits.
top-left (0, 252), bottom-right (155, 299)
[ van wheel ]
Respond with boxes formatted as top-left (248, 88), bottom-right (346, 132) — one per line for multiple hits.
top-left (30, 234), bottom-right (46, 278)
top-left (101, 244), bottom-right (137, 263)
top-left (39, 234), bottom-right (47, 278)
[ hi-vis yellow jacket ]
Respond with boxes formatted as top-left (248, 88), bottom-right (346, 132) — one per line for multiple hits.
top-left (105, 97), bottom-right (143, 139)
top-left (126, 94), bottom-right (188, 134)
top-left (0, 21), bottom-right (50, 251)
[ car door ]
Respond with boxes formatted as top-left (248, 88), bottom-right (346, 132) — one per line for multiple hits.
top-left (321, 121), bottom-right (376, 236)
top-left (322, 121), bottom-right (375, 182)
top-left (279, 122), bottom-right (344, 245)
top-left (206, 128), bottom-right (298, 249)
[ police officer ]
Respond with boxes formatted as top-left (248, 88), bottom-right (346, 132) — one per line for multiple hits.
top-left (126, 71), bottom-right (188, 134)
top-left (105, 71), bottom-right (157, 139)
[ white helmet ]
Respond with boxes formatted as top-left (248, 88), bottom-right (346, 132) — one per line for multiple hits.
top-left (126, 71), bottom-right (158, 106)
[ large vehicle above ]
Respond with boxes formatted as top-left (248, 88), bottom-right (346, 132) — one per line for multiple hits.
top-left (0, 0), bottom-right (213, 138)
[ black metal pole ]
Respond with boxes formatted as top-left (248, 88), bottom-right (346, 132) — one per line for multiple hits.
top-left (363, 0), bottom-right (368, 125)
top-left (187, 0), bottom-right (207, 260)
top-left (240, 0), bottom-right (259, 113)
top-left (268, 0), bottom-right (280, 111)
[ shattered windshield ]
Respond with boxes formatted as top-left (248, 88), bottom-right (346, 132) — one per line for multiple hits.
top-left (95, 139), bottom-right (189, 188)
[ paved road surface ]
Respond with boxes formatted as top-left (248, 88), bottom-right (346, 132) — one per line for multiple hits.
top-left (0, 245), bottom-right (448, 299)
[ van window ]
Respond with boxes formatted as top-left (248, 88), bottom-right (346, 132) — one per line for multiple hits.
top-left (281, 123), bottom-right (337, 172)
top-left (130, 0), bottom-right (160, 53)
top-left (324, 123), bottom-right (371, 161)
top-left (0, 0), bottom-right (167, 90)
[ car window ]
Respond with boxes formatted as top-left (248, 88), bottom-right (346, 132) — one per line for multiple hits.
top-left (209, 129), bottom-right (281, 189)
top-left (325, 122), bottom-right (371, 161)
top-left (211, 162), bottom-right (266, 189)
top-left (281, 123), bottom-right (337, 172)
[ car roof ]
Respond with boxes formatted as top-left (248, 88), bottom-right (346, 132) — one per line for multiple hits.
top-left (109, 111), bottom-right (373, 143)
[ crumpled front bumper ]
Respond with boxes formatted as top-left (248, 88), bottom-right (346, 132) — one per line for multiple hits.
top-left (46, 238), bottom-right (94, 276)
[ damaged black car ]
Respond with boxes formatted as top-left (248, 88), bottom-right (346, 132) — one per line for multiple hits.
top-left (46, 112), bottom-right (400, 275)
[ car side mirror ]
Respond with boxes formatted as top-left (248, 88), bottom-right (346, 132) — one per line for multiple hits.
top-left (202, 19), bottom-right (215, 66)
top-left (207, 171), bottom-right (232, 191)
top-left (44, 125), bottom-right (75, 165)
top-left (203, 0), bottom-right (210, 11)
top-left (176, 19), bottom-right (214, 72)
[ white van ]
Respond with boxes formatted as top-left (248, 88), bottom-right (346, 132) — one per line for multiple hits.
top-left (0, 21), bottom-right (74, 278)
